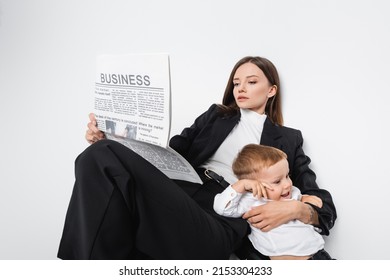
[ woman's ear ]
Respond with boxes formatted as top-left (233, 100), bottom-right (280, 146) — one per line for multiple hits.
top-left (267, 85), bottom-right (277, 98)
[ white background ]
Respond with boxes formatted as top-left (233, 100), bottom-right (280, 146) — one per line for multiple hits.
top-left (0, 0), bottom-right (389, 260)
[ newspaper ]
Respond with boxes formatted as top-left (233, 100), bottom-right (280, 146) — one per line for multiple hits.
top-left (94, 53), bottom-right (202, 184)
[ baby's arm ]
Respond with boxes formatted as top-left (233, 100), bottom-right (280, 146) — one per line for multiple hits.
top-left (213, 186), bottom-right (246, 217)
top-left (214, 178), bottom-right (268, 217)
top-left (231, 179), bottom-right (271, 199)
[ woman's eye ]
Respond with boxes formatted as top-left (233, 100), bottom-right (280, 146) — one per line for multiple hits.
top-left (233, 82), bottom-right (239, 87)
top-left (248, 81), bottom-right (257, 84)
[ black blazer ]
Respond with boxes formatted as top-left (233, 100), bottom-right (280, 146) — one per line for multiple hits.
top-left (170, 104), bottom-right (336, 235)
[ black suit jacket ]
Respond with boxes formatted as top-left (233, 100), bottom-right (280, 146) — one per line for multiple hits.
top-left (170, 104), bottom-right (336, 235)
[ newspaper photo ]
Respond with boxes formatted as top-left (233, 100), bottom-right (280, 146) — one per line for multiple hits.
top-left (94, 53), bottom-right (202, 184)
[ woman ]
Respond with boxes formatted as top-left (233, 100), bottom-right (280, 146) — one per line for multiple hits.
top-left (58, 56), bottom-right (336, 259)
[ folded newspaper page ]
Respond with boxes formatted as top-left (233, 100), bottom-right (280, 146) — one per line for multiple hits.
top-left (94, 53), bottom-right (202, 184)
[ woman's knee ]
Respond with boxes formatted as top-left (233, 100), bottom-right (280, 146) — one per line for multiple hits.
top-left (75, 139), bottom-right (128, 166)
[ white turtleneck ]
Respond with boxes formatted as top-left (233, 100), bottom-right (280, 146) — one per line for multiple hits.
top-left (200, 109), bottom-right (267, 184)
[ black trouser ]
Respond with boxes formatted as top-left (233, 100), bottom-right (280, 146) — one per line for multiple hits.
top-left (57, 140), bottom-right (248, 260)
top-left (309, 249), bottom-right (333, 260)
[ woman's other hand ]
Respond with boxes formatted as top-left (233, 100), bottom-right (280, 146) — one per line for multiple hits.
top-left (85, 113), bottom-right (105, 144)
top-left (301, 194), bottom-right (323, 208)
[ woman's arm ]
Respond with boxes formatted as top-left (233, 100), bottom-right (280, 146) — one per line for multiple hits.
top-left (242, 199), bottom-right (316, 231)
top-left (289, 130), bottom-right (336, 234)
top-left (247, 126), bottom-right (336, 234)
top-left (301, 194), bottom-right (323, 226)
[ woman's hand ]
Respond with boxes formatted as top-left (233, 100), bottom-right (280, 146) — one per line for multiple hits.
top-left (242, 200), bottom-right (311, 231)
top-left (85, 113), bottom-right (105, 144)
top-left (301, 194), bottom-right (323, 208)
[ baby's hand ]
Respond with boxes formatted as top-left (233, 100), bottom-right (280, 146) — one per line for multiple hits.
top-left (231, 179), bottom-right (273, 199)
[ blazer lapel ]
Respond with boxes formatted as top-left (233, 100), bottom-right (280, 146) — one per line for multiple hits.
top-left (192, 113), bottom-right (240, 167)
top-left (260, 117), bottom-right (283, 150)
top-left (207, 113), bottom-right (240, 152)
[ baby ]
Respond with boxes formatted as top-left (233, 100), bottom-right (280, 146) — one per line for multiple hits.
top-left (214, 144), bottom-right (332, 260)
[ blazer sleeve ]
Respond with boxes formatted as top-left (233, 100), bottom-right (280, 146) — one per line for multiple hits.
top-left (289, 130), bottom-right (337, 235)
top-left (169, 104), bottom-right (219, 160)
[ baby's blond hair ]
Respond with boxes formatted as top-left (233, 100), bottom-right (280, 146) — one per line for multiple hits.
top-left (233, 144), bottom-right (287, 180)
